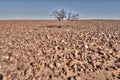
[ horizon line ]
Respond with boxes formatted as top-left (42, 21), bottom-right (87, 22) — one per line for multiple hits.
top-left (0, 19), bottom-right (120, 20)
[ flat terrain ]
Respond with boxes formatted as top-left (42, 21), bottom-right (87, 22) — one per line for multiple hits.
top-left (0, 20), bottom-right (120, 80)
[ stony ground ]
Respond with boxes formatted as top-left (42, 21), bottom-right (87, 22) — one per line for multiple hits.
top-left (0, 20), bottom-right (120, 80)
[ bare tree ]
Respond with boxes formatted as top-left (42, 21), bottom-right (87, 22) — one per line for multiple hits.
top-left (51, 9), bottom-right (79, 28)
top-left (71, 13), bottom-right (79, 20)
top-left (67, 12), bottom-right (72, 20)
top-left (52, 9), bottom-right (67, 28)
top-left (67, 12), bottom-right (79, 20)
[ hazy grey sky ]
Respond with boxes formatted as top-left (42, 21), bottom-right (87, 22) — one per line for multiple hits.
top-left (0, 0), bottom-right (120, 20)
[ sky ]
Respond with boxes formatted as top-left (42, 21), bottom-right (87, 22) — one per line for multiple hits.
top-left (0, 0), bottom-right (120, 20)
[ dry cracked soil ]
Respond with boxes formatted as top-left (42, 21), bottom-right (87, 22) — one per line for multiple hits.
top-left (0, 20), bottom-right (120, 80)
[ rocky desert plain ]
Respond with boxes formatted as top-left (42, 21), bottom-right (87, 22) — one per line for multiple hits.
top-left (0, 20), bottom-right (120, 80)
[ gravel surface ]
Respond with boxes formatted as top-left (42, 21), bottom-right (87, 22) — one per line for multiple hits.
top-left (0, 20), bottom-right (120, 80)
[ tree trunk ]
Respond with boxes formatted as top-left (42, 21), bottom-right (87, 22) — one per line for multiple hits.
top-left (59, 20), bottom-right (64, 28)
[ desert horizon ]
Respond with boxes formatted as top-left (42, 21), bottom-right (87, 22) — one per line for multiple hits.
top-left (0, 0), bottom-right (120, 80)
